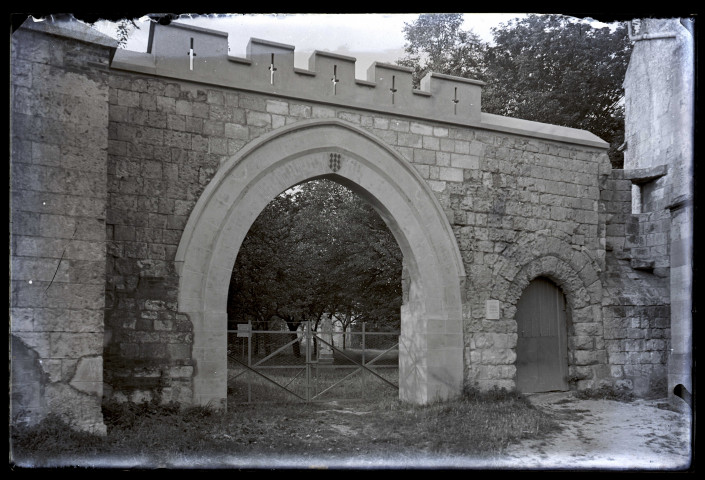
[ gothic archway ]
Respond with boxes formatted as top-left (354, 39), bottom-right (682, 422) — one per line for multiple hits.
top-left (504, 252), bottom-right (605, 392)
top-left (175, 118), bottom-right (466, 407)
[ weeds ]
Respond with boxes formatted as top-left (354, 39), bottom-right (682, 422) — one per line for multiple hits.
top-left (10, 414), bottom-right (108, 467)
top-left (462, 384), bottom-right (531, 404)
top-left (102, 400), bottom-right (182, 429)
top-left (11, 388), bottom-right (560, 468)
top-left (573, 384), bottom-right (635, 402)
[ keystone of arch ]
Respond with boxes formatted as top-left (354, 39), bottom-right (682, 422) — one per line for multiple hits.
top-left (175, 118), bottom-right (466, 407)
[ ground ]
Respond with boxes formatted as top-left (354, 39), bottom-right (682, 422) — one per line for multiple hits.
top-left (10, 389), bottom-right (693, 471)
top-left (216, 392), bottom-right (693, 470)
top-left (494, 392), bottom-right (693, 470)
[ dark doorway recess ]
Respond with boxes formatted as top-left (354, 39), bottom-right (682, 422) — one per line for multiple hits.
top-left (516, 277), bottom-right (569, 393)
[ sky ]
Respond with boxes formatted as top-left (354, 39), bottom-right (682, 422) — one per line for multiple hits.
top-left (91, 13), bottom-right (534, 78)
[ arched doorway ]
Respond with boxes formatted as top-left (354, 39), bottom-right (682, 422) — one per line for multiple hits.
top-left (515, 277), bottom-right (569, 393)
top-left (175, 118), bottom-right (466, 407)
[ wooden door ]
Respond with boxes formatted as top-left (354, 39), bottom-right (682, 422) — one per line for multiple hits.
top-left (515, 277), bottom-right (568, 393)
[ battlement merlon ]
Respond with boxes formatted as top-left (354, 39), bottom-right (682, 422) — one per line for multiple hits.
top-left (111, 20), bottom-right (609, 149)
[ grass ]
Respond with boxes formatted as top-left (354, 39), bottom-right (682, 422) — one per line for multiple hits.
top-left (10, 386), bottom-right (561, 469)
top-left (572, 383), bottom-right (635, 402)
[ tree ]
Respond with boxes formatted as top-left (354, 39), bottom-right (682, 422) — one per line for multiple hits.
top-left (227, 191), bottom-right (302, 355)
top-left (397, 14), bottom-right (632, 168)
top-left (482, 15), bottom-right (632, 167)
top-left (227, 179), bottom-right (403, 357)
top-left (116, 18), bottom-right (139, 49)
top-left (397, 13), bottom-right (488, 87)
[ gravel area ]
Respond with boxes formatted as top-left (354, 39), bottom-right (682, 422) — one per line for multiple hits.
top-left (494, 391), bottom-right (693, 471)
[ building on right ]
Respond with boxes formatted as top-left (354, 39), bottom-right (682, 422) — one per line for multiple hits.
top-left (615, 17), bottom-right (694, 400)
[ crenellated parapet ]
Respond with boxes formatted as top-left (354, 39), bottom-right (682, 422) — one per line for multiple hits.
top-left (111, 20), bottom-right (609, 148)
top-left (112, 21), bottom-right (485, 125)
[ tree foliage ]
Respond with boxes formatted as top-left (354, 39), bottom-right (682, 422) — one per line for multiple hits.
top-left (398, 14), bottom-right (632, 168)
top-left (482, 15), bottom-right (632, 167)
top-left (116, 18), bottom-right (139, 49)
top-left (227, 179), bottom-right (403, 342)
top-left (397, 13), bottom-right (487, 87)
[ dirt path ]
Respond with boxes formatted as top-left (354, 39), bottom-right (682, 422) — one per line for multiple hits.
top-left (286, 393), bottom-right (693, 471)
top-left (495, 392), bottom-right (693, 470)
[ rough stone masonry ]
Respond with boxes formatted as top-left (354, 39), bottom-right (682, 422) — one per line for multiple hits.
top-left (9, 16), bottom-right (693, 434)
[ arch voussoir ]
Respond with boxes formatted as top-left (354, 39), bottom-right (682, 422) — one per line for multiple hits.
top-left (176, 118), bottom-right (466, 406)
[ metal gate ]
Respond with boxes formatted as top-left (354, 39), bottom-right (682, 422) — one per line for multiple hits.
top-left (227, 321), bottom-right (399, 403)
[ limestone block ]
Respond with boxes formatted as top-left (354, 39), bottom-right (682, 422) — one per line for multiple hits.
top-left (450, 153), bottom-right (479, 170)
top-left (117, 89), bottom-right (140, 108)
top-left (69, 356), bottom-right (103, 396)
top-left (408, 122), bottom-right (433, 136)
top-left (475, 365), bottom-right (507, 381)
top-left (571, 335), bottom-right (595, 350)
top-left (160, 382), bottom-right (194, 404)
top-left (130, 390), bottom-right (154, 403)
top-left (481, 348), bottom-right (516, 365)
top-left (168, 365), bottom-right (194, 378)
top-left (573, 322), bottom-right (601, 336)
top-left (286, 103), bottom-right (310, 118)
top-left (50, 332), bottom-right (102, 358)
top-left (422, 135), bottom-right (440, 151)
top-left (44, 383), bottom-right (106, 435)
top-left (412, 149), bottom-right (436, 165)
top-left (433, 126), bottom-right (449, 137)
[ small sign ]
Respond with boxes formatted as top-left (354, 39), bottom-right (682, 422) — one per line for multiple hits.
top-left (237, 324), bottom-right (251, 338)
top-left (486, 300), bottom-right (500, 320)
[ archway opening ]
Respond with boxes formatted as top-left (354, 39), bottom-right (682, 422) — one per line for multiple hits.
top-left (515, 277), bottom-right (569, 393)
top-left (176, 119), bottom-right (465, 407)
top-left (225, 178), bottom-right (404, 403)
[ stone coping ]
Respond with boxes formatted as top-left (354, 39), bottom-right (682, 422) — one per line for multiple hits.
top-left (623, 164), bottom-right (668, 184)
top-left (17, 15), bottom-right (117, 49)
top-left (107, 20), bottom-right (609, 151)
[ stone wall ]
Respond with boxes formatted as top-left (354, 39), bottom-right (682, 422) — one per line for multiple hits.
top-left (456, 133), bottom-right (610, 390)
top-left (10, 20), bottom-right (114, 434)
top-left (11, 18), bottom-right (686, 431)
top-left (103, 64), bottom-right (611, 401)
top-left (622, 17), bottom-right (694, 398)
top-left (623, 19), bottom-right (694, 194)
top-left (601, 170), bottom-right (670, 396)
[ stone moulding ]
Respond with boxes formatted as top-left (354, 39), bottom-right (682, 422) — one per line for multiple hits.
top-left (175, 118), bottom-right (465, 284)
top-left (176, 118), bottom-right (467, 406)
top-left (18, 14), bottom-right (117, 49)
top-left (623, 164), bottom-right (668, 184)
top-left (110, 20), bottom-right (609, 150)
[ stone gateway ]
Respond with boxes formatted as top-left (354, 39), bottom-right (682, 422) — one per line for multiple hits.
top-left (10, 16), bottom-right (693, 434)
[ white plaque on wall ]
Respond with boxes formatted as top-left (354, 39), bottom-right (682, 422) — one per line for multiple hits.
top-left (237, 323), bottom-right (252, 338)
top-left (486, 300), bottom-right (500, 320)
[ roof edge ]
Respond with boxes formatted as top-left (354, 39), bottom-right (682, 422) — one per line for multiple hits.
top-left (17, 14), bottom-right (118, 49)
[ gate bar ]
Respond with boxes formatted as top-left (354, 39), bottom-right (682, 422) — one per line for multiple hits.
top-left (247, 334), bottom-right (302, 368)
top-left (314, 334), bottom-right (398, 389)
top-left (229, 355), bottom-right (306, 401)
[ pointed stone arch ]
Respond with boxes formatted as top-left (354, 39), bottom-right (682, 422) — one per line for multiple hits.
top-left (505, 254), bottom-right (595, 317)
top-left (175, 118), bottom-right (466, 406)
top-left (505, 252), bottom-right (607, 390)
